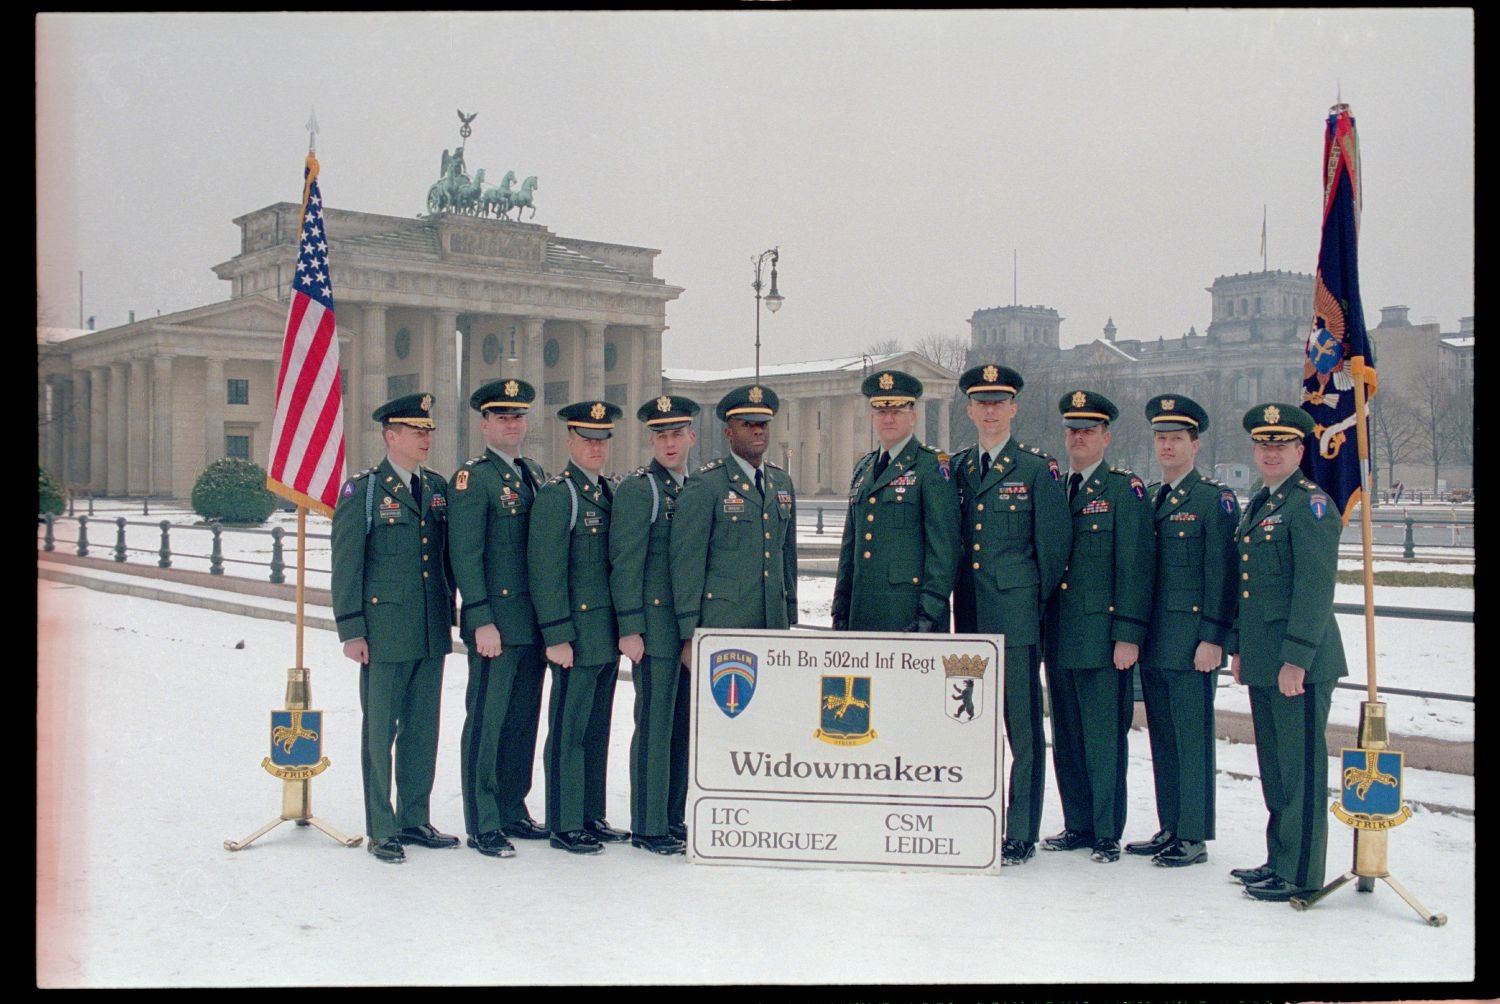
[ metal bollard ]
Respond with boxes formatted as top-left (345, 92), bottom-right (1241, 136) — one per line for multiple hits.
top-left (270, 526), bottom-right (286, 584)
top-left (143, 496), bottom-right (150, 516)
top-left (67, 492), bottom-right (75, 517)
top-left (1403, 511), bottom-right (1415, 560)
top-left (43, 513), bottom-right (55, 552)
top-left (77, 515), bottom-right (89, 557)
top-left (209, 522), bottom-right (224, 575)
top-left (114, 517), bottom-right (128, 562)
top-left (87, 491), bottom-right (95, 516)
top-left (158, 520), bottom-right (173, 568)
top-left (815, 506), bottom-right (824, 535)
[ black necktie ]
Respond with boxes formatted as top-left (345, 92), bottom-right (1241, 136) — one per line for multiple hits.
top-left (873, 451), bottom-right (890, 481)
top-left (599, 477), bottom-right (613, 503)
top-left (1068, 472), bottom-right (1082, 503)
top-left (410, 472), bottom-right (422, 508)
top-left (979, 451), bottom-right (991, 480)
top-left (1155, 483), bottom-right (1172, 511)
top-left (754, 468), bottom-right (764, 498)
top-left (1246, 486), bottom-right (1271, 526)
top-left (516, 459), bottom-right (536, 494)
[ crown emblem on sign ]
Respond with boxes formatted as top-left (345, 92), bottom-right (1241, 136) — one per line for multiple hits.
top-left (504, 380), bottom-right (520, 397)
top-left (748, 386), bottom-right (764, 403)
top-left (657, 395), bottom-right (673, 413)
top-left (1264, 405), bottom-right (1281, 424)
top-left (1160, 398), bottom-right (1176, 411)
top-left (1071, 391), bottom-right (1087, 408)
top-left (878, 372), bottom-right (895, 390)
top-left (590, 402), bottom-right (606, 420)
top-left (942, 654), bottom-right (989, 679)
top-left (420, 394), bottom-right (433, 412)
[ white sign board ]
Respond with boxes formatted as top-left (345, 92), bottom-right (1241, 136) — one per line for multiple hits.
top-left (687, 629), bottom-right (1005, 874)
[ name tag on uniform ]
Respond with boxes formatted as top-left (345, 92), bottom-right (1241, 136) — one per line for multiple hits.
top-left (723, 490), bottom-right (745, 513)
top-left (1081, 499), bottom-right (1110, 515)
top-left (1168, 511), bottom-right (1197, 521)
top-left (379, 496), bottom-right (401, 515)
top-left (584, 510), bottom-right (604, 527)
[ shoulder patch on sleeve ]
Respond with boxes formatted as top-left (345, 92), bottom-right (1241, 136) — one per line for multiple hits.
top-left (1126, 472), bottom-right (1146, 499)
top-left (1047, 457), bottom-right (1060, 481)
top-left (1309, 492), bottom-right (1330, 519)
top-left (1220, 487), bottom-right (1238, 515)
top-left (455, 469), bottom-right (470, 491)
top-left (341, 478), bottom-right (357, 498)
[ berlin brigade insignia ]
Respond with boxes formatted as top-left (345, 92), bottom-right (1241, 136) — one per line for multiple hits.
top-left (1160, 398), bottom-right (1176, 411)
top-left (590, 402), bottom-right (606, 421)
top-left (263, 710), bottom-right (331, 780)
top-left (504, 379), bottom-right (520, 398)
top-left (1129, 473), bottom-right (1146, 500)
top-left (1332, 748), bottom-right (1412, 830)
top-left (1310, 492), bottom-right (1330, 519)
top-left (657, 394), bottom-right (673, 412)
top-left (1263, 404), bottom-right (1281, 424)
top-left (1220, 487), bottom-right (1238, 516)
top-left (1047, 457), bottom-right (1060, 481)
top-left (983, 365), bottom-right (999, 383)
top-left (943, 653), bottom-right (987, 723)
top-left (1071, 390), bottom-right (1087, 409)
top-left (710, 648), bottom-right (757, 718)
top-left (878, 372), bottom-right (895, 390)
top-left (420, 394), bottom-right (433, 413)
top-left (814, 675), bottom-right (876, 746)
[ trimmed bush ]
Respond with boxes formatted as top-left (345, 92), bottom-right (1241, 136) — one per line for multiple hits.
top-left (38, 465), bottom-right (65, 516)
top-left (192, 457), bottom-right (277, 524)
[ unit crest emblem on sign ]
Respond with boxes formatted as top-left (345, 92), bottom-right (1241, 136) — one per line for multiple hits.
top-left (815, 676), bottom-right (876, 746)
top-left (943, 653), bottom-right (987, 723)
top-left (1332, 748), bottom-right (1412, 830)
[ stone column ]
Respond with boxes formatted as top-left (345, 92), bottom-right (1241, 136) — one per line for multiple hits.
top-left (343, 322), bottom-right (362, 463)
top-left (833, 395), bottom-right (855, 489)
top-left (582, 321), bottom-right (606, 401)
top-left (71, 370), bottom-right (90, 486)
top-left (362, 305), bottom-right (388, 465)
top-left (204, 357), bottom-right (225, 469)
top-left (107, 362), bottom-right (128, 495)
top-left (935, 397), bottom-right (952, 452)
top-left (44, 377), bottom-right (65, 479)
top-left (151, 355), bottom-right (175, 497)
top-left (431, 310), bottom-right (459, 473)
top-left (89, 366), bottom-right (108, 494)
top-left (456, 321), bottom-right (472, 461)
top-left (779, 393), bottom-right (800, 485)
top-left (127, 359), bottom-right (150, 495)
top-left (522, 317), bottom-right (546, 458)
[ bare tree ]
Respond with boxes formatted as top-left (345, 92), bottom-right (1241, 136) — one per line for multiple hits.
top-left (1409, 358), bottom-right (1456, 492)
top-left (1369, 390), bottom-right (1422, 492)
top-left (910, 333), bottom-right (968, 372)
top-left (864, 338), bottom-right (903, 356)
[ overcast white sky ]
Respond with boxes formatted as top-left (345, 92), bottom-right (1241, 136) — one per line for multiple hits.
top-left (36, 10), bottom-right (1473, 371)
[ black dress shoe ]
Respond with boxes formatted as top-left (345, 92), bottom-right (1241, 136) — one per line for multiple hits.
top-left (500, 816), bottom-right (549, 841)
top-left (1001, 839), bottom-right (1036, 865)
top-left (467, 830), bottom-right (517, 858)
top-left (1042, 828), bottom-right (1095, 852)
top-left (1243, 875), bottom-right (1312, 902)
top-left (1229, 862), bottom-right (1277, 885)
top-left (1153, 838), bottom-right (1207, 867)
top-left (584, 818), bottom-right (631, 843)
top-left (1090, 838), bottom-right (1121, 863)
top-left (367, 836), bottom-right (406, 863)
top-left (631, 833), bottom-right (686, 855)
top-left (550, 829), bottom-right (604, 855)
top-left (1124, 829), bottom-right (1175, 856)
top-left (668, 823), bottom-right (687, 842)
top-left (396, 823), bottom-right (460, 849)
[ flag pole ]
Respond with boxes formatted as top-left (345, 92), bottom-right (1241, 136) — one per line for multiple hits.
top-left (1352, 362), bottom-right (1378, 702)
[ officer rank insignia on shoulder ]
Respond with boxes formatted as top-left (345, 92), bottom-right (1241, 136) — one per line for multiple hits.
top-left (1309, 492), bottom-right (1330, 519)
top-left (454, 470), bottom-right (470, 491)
top-left (1220, 487), bottom-right (1238, 515)
top-left (698, 459), bottom-right (724, 474)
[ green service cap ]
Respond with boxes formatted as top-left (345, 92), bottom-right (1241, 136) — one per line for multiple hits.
top-left (1243, 402), bottom-right (1313, 442)
top-left (637, 394), bottom-right (701, 431)
top-left (959, 363), bottom-right (1023, 401)
top-left (1145, 393), bottom-right (1209, 433)
top-left (470, 378), bottom-right (536, 413)
top-left (715, 384), bottom-right (779, 423)
top-left (558, 400), bottom-right (624, 440)
top-left (861, 369), bottom-right (923, 407)
top-left (373, 392), bottom-right (436, 429)
top-left (1058, 389), bottom-right (1119, 428)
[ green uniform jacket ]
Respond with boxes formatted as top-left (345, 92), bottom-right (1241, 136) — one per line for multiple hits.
top-left (833, 440), bottom-right (960, 631)
top-left (1142, 469), bottom-right (1240, 670)
top-left (331, 459), bottom-right (455, 661)
top-left (609, 460), bottom-right (685, 659)
top-left (671, 456), bottom-right (798, 635)
top-left (1227, 476), bottom-right (1348, 685)
top-left (1052, 462), bottom-right (1155, 669)
top-left (527, 462), bottom-right (619, 667)
top-left (446, 451), bottom-right (547, 646)
top-left (952, 440), bottom-right (1070, 644)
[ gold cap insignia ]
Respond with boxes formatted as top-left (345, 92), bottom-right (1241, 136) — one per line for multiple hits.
top-left (878, 372), bottom-right (895, 390)
top-left (657, 394), bottom-right (673, 413)
top-left (420, 394), bottom-right (433, 412)
top-left (590, 402), bottom-right (607, 421)
top-left (504, 380), bottom-right (520, 398)
top-left (1160, 398), bottom-right (1176, 411)
top-left (1071, 391), bottom-right (1087, 408)
top-left (1264, 405), bottom-right (1281, 424)
top-left (983, 365), bottom-right (999, 383)
top-left (748, 386), bottom-right (764, 404)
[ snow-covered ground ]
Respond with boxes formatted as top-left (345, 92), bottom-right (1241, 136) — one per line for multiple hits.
top-left (36, 579), bottom-right (1473, 987)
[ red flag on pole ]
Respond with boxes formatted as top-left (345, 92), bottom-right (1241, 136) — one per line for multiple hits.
top-left (266, 153), bottom-right (346, 517)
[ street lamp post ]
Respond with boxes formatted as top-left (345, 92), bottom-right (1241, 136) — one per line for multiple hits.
top-left (752, 247), bottom-right (783, 380)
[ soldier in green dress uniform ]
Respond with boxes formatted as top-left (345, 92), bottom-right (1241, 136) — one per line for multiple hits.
top-left (1042, 389), bottom-right (1155, 864)
top-left (528, 400), bottom-right (629, 854)
top-left (833, 369), bottom-right (959, 633)
top-left (331, 392), bottom-right (460, 863)
top-left (1125, 394), bottom-right (1239, 868)
top-left (671, 384), bottom-right (799, 669)
top-left (447, 378), bottom-right (551, 859)
top-left (610, 395), bottom-right (701, 855)
top-left (1227, 403), bottom-right (1347, 902)
top-left (951, 364), bottom-right (1071, 866)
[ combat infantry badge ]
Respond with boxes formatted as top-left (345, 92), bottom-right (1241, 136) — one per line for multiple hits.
top-left (814, 676), bottom-right (876, 746)
top-left (1332, 748), bottom-right (1412, 830)
top-left (943, 653), bottom-right (987, 723)
top-left (264, 710), bottom-right (331, 780)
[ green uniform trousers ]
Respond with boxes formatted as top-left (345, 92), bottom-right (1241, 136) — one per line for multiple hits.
top-left (1140, 665), bottom-right (1218, 842)
top-left (543, 660), bottom-right (619, 834)
top-left (1249, 679), bottom-right (1333, 889)
top-left (1045, 661), bottom-right (1132, 840)
top-left (460, 643), bottom-right (547, 835)
top-left (1003, 643), bottom-right (1046, 843)
top-left (629, 655), bottom-right (690, 837)
top-left (359, 657), bottom-right (444, 842)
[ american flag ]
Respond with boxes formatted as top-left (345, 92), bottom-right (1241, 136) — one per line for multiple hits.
top-left (266, 154), bottom-right (346, 517)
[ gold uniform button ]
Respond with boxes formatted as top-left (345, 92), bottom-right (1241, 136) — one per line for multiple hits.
top-left (730, 516), bottom-right (738, 522)
top-left (763, 570), bottom-right (770, 578)
top-left (975, 523), bottom-right (983, 531)
top-left (706, 592), bottom-right (714, 599)
top-left (422, 571), bottom-right (429, 579)
top-left (911, 577), bottom-right (919, 584)
top-left (1242, 553), bottom-right (1250, 562)
top-left (1010, 504), bottom-right (1017, 511)
top-left (1192, 605), bottom-right (1199, 613)
top-left (653, 598), bottom-right (661, 606)
top-left (580, 604), bottom-right (588, 611)
top-left (422, 537), bottom-right (429, 544)
top-left (868, 498), bottom-right (877, 505)
top-left (591, 527), bottom-right (598, 534)
top-left (764, 551), bottom-right (771, 558)
top-left (973, 543), bottom-right (981, 551)
top-left (765, 532), bottom-right (771, 539)
top-left (763, 513), bottom-right (769, 521)
top-left (867, 514), bottom-right (875, 523)
top-left (387, 517), bottom-right (395, 525)
top-left (1091, 523), bottom-right (1099, 531)
top-left (1178, 531), bottom-right (1185, 538)
top-left (863, 551), bottom-right (871, 559)
top-left (1108, 605), bottom-right (1114, 613)
top-left (977, 503), bottom-right (985, 512)
top-left (501, 588), bottom-right (509, 596)
top-left (371, 596), bottom-right (380, 604)
top-left (1243, 535), bottom-right (1250, 543)
top-left (423, 554), bottom-right (429, 562)
top-left (864, 532), bottom-right (872, 540)
top-left (972, 561), bottom-right (981, 570)
top-left (1243, 590), bottom-right (1251, 598)
top-left (420, 520), bottom-right (426, 527)
top-left (1060, 582), bottom-right (1068, 590)
top-left (1243, 572), bottom-right (1250, 580)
